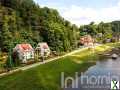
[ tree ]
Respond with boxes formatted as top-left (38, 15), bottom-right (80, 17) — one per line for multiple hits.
top-left (112, 21), bottom-right (120, 41)
top-left (5, 44), bottom-right (14, 70)
top-left (1, 15), bottom-right (13, 51)
top-left (0, 0), bottom-right (79, 53)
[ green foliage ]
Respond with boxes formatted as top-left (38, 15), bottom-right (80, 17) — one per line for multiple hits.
top-left (0, 0), bottom-right (120, 53)
top-left (5, 52), bottom-right (14, 69)
top-left (79, 21), bottom-right (119, 43)
top-left (0, 0), bottom-right (79, 53)
top-left (0, 43), bottom-right (118, 90)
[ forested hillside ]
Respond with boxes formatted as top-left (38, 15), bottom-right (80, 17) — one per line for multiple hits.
top-left (0, 0), bottom-right (120, 53)
top-left (0, 0), bottom-right (80, 52)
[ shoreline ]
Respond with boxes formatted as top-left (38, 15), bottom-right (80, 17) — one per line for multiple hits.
top-left (0, 43), bottom-right (119, 77)
top-left (0, 43), bottom-right (120, 90)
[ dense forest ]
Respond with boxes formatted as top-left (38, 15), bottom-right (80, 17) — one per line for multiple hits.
top-left (0, 0), bottom-right (80, 52)
top-left (0, 0), bottom-right (120, 53)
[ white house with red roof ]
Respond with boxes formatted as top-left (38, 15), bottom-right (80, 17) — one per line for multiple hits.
top-left (13, 44), bottom-right (34, 63)
top-left (35, 42), bottom-right (50, 57)
top-left (80, 35), bottom-right (94, 47)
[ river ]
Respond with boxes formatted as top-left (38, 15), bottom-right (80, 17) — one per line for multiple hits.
top-left (64, 57), bottom-right (120, 90)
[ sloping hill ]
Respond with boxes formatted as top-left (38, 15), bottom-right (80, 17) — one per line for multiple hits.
top-left (0, 0), bottom-right (79, 52)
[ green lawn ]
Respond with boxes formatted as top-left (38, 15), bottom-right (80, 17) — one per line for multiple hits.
top-left (0, 58), bottom-right (94, 90)
top-left (0, 43), bottom-right (119, 90)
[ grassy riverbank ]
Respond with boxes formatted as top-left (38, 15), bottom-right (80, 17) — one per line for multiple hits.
top-left (0, 43), bottom-right (119, 90)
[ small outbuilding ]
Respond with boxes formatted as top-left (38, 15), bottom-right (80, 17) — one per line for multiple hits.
top-left (13, 44), bottom-right (34, 63)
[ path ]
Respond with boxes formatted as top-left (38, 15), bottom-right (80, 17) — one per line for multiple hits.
top-left (21, 47), bottom-right (88, 70)
top-left (0, 44), bottom-right (101, 77)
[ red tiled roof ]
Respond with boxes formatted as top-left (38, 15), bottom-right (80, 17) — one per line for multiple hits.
top-left (43, 45), bottom-right (48, 49)
top-left (80, 35), bottom-right (94, 44)
top-left (38, 43), bottom-right (49, 49)
top-left (17, 44), bottom-right (33, 52)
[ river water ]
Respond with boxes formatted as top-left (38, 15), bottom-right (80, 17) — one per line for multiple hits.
top-left (64, 57), bottom-right (120, 90)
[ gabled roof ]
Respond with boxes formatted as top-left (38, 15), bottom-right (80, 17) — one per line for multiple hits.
top-left (37, 42), bottom-right (49, 49)
top-left (80, 35), bottom-right (94, 44)
top-left (14, 44), bottom-right (33, 52)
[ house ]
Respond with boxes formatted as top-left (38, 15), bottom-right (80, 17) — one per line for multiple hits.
top-left (80, 35), bottom-right (94, 47)
top-left (35, 42), bottom-right (50, 57)
top-left (13, 44), bottom-right (34, 63)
